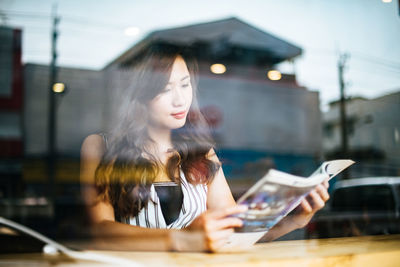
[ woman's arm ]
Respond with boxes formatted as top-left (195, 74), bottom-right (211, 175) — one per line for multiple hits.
top-left (180, 148), bottom-right (245, 251)
top-left (204, 148), bottom-right (330, 242)
top-left (80, 134), bottom-right (114, 222)
top-left (80, 135), bottom-right (175, 250)
top-left (206, 149), bottom-right (237, 211)
top-left (80, 135), bottom-right (244, 252)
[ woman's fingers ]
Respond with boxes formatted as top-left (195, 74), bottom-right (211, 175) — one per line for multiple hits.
top-left (300, 198), bottom-right (313, 213)
top-left (206, 228), bottom-right (234, 243)
top-left (206, 228), bottom-right (236, 252)
top-left (301, 183), bottom-right (330, 213)
top-left (208, 238), bottom-right (232, 252)
top-left (202, 207), bottom-right (245, 232)
top-left (188, 206), bottom-right (247, 252)
top-left (316, 184), bottom-right (330, 202)
top-left (209, 216), bottom-right (243, 231)
top-left (187, 205), bottom-right (246, 232)
top-left (308, 190), bottom-right (326, 210)
top-left (208, 205), bottom-right (248, 220)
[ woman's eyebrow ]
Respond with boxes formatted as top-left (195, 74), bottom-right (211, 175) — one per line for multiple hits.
top-left (167, 75), bottom-right (190, 84)
top-left (181, 75), bottom-right (190, 81)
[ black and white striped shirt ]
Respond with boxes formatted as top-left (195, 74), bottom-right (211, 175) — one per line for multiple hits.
top-left (98, 133), bottom-right (208, 229)
top-left (123, 171), bottom-right (208, 229)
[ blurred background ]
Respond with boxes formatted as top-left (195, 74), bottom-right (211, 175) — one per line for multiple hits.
top-left (0, 0), bottom-right (399, 244)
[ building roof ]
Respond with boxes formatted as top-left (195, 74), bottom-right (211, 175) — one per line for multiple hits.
top-left (328, 90), bottom-right (400, 107)
top-left (105, 17), bottom-right (302, 69)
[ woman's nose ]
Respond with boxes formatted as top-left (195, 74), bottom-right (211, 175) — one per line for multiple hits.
top-left (172, 88), bottom-right (185, 107)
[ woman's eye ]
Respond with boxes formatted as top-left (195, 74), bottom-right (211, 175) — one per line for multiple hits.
top-left (182, 83), bottom-right (190, 88)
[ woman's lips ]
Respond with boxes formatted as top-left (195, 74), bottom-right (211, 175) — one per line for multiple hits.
top-left (171, 111), bottom-right (187, 119)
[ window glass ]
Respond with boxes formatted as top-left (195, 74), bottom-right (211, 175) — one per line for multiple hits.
top-left (0, 0), bottom-right (399, 256)
top-left (332, 185), bottom-right (395, 212)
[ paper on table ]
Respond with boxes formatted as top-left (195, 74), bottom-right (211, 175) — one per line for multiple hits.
top-left (217, 231), bottom-right (268, 252)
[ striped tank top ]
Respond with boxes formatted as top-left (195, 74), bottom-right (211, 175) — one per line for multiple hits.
top-left (98, 133), bottom-right (208, 229)
top-left (122, 172), bottom-right (208, 229)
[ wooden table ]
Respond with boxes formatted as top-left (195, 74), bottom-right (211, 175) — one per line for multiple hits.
top-left (88, 235), bottom-right (400, 267)
top-left (1, 235), bottom-right (399, 266)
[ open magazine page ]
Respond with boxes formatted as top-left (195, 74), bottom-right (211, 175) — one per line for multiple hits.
top-left (235, 171), bottom-right (326, 233)
top-left (219, 159), bottom-right (354, 252)
top-left (310, 159), bottom-right (355, 179)
top-left (220, 172), bottom-right (323, 252)
top-left (236, 159), bottom-right (355, 233)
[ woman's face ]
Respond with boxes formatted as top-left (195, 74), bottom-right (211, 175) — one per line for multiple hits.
top-left (148, 56), bottom-right (193, 131)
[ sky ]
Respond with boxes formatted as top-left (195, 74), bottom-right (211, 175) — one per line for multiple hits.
top-left (1, 0), bottom-right (400, 110)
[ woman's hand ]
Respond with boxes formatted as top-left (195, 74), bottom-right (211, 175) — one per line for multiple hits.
top-left (289, 180), bottom-right (330, 229)
top-left (184, 205), bottom-right (247, 252)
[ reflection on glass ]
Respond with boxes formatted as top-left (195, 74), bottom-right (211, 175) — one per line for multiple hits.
top-left (0, 1), bottom-right (399, 259)
top-left (267, 70), bottom-right (281, 81)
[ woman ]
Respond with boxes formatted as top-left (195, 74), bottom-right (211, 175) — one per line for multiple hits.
top-left (80, 47), bottom-right (329, 252)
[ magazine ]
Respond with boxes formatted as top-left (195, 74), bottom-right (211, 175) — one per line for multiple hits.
top-left (219, 159), bottom-right (355, 251)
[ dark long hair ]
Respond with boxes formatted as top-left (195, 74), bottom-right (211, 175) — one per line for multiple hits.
top-left (95, 46), bottom-right (220, 220)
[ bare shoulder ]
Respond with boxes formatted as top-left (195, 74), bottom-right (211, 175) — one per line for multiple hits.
top-left (80, 134), bottom-right (106, 184)
top-left (81, 134), bottom-right (106, 160)
top-left (80, 135), bottom-right (115, 220)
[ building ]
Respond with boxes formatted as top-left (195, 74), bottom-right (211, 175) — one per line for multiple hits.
top-left (0, 17), bottom-right (325, 236)
top-left (23, 64), bottom-right (106, 157)
top-left (21, 17), bottom-right (322, 198)
top-left (0, 26), bottom-right (23, 199)
top-left (323, 91), bottom-right (400, 177)
top-left (105, 17), bottom-right (322, 180)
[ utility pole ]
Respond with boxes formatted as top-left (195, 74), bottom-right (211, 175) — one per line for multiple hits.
top-left (48, 4), bottom-right (60, 208)
top-left (338, 53), bottom-right (350, 179)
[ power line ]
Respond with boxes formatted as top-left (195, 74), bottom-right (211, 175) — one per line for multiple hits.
top-left (350, 65), bottom-right (400, 76)
top-left (2, 9), bottom-right (135, 30)
top-left (0, 10), bottom-right (50, 20)
top-left (351, 51), bottom-right (400, 70)
top-left (5, 10), bottom-right (399, 70)
top-left (305, 46), bottom-right (400, 71)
